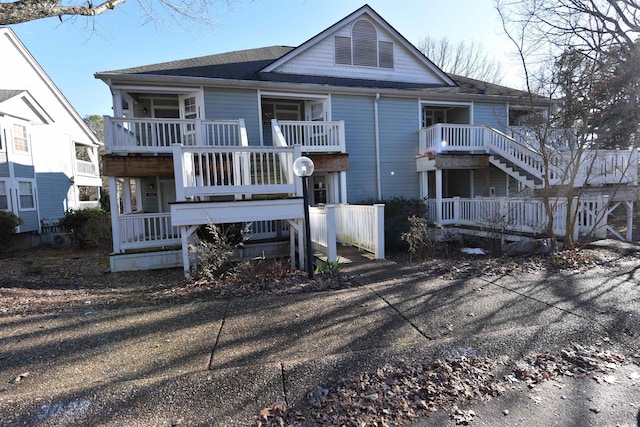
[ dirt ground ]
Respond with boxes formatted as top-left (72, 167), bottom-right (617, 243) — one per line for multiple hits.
top-left (1, 241), bottom-right (640, 426)
top-left (0, 242), bottom-right (631, 317)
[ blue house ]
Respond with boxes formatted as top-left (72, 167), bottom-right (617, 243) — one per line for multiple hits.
top-left (0, 28), bottom-right (102, 249)
top-left (95, 5), bottom-right (638, 273)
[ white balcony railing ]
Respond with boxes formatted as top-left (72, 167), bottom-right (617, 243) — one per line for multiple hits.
top-left (424, 196), bottom-right (608, 240)
top-left (173, 144), bottom-right (302, 200)
top-left (418, 124), bottom-right (638, 187)
top-left (115, 212), bottom-right (180, 252)
top-left (76, 159), bottom-right (98, 176)
top-left (272, 119), bottom-right (346, 153)
top-left (104, 117), bottom-right (248, 154)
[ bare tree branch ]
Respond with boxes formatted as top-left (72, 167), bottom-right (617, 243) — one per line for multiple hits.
top-left (417, 36), bottom-right (505, 84)
top-left (0, 0), bottom-right (236, 26)
top-left (0, 0), bottom-right (125, 24)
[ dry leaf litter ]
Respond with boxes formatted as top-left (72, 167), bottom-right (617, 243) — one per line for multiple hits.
top-left (258, 343), bottom-right (631, 426)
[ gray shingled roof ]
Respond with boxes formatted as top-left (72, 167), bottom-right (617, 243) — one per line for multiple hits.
top-left (100, 46), bottom-right (531, 98)
top-left (0, 89), bottom-right (25, 103)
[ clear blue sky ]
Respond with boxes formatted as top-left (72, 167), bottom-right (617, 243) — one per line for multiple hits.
top-left (10, 0), bottom-right (521, 118)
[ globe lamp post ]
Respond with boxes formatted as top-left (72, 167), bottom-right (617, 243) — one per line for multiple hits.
top-left (293, 156), bottom-right (315, 278)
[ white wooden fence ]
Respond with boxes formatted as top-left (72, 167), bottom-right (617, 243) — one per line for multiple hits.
top-left (309, 204), bottom-right (385, 261)
top-left (424, 196), bottom-right (608, 241)
top-left (116, 212), bottom-right (180, 252)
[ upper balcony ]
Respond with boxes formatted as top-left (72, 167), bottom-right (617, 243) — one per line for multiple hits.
top-left (104, 117), bottom-right (248, 155)
top-left (103, 117), bottom-right (347, 155)
top-left (417, 123), bottom-right (638, 187)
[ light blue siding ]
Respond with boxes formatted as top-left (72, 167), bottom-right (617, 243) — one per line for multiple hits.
top-left (203, 88), bottom-right (261, 146)
top-left (36, 172), bottom-right (72, 221)
top-left (13, 163), bottom-right (35, 179)
top-left (471, 167), bottom-right (509, 197)
top-left (0, 155), bottom-right (8, 177)
top-left (473, 102), bottom-right (508, 131)
top-left (332, 94), bottom-right (377, 202)
top-left (378, 97), bottom-right (420, 199)
top-left (17, 210), bottom-right (38, 232)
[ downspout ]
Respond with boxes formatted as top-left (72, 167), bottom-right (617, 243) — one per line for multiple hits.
top-left (374, 93), bottom-right (382, 200)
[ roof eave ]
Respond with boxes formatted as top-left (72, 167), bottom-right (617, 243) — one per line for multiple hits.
top-left (95, 72), bottom-right (546, 105)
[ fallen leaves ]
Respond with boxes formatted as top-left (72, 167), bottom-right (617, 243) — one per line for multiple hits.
top-left (257, 343), bottom-right (631, 426)
top-left (513, 343), bottom-right (625, 385)
top-left (9, 372), bottom-right (30, 384)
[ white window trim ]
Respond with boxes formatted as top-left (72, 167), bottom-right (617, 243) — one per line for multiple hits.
top-left (17, 179), bottom-right (36, 211)
top-left (12, 123), bottom-right (30, 154)
top-left (0, 179), bottom-right (9, 211)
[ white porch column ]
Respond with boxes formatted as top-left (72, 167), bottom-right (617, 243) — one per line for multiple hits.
top-left (122, 178), bottom-right (132, 213)
top-left (435, 169), bottom-right (443, 223)
top-left (339, 171), bottom-right (348, 203)
top-left (374, 203), bottom-right (385, 259)
top-left (626, 201), bottom-right (634, 242)
top-left (420, 171), bottom-right (429, 199)
top-left (180, 224), bottom-right (198, 278)
top-left (172, 144), bottom-right (186, 202)
top-left (108, 176), bottom-right (121, 253)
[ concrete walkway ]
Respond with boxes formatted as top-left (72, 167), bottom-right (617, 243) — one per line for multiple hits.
top-left (1, 242), bottom-right (639, 426)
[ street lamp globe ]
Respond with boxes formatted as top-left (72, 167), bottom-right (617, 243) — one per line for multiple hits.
top-left (293, 156), bottom-right (314, 177)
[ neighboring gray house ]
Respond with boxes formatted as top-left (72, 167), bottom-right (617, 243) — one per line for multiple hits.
top-left (95, 5), bottom-right (638, 273)
top-left (0, 27), bottom-right (102, 248)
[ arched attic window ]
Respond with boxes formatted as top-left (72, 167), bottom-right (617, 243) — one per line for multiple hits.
top-left (335, 19), bottom-right (394, 69)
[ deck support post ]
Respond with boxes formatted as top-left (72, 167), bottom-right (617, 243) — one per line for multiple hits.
top-left (374, 204), bottom-right (385, 259)
top-left (108, 176), bottom-right (121, 253)
top-left (435, 169), bottom-right (443, 223)
top-left (626, 201), bottom-right (634, 242)
top-left (180, 225), bottom-right (198, 278)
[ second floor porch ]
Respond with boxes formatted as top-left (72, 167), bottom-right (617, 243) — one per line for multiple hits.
top-left (418, 123), bottom-right (638, 188)
top-left (103, 117), bottom-right (346, 155)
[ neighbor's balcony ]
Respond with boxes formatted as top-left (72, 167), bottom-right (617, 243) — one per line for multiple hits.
top-left (272, 119), bottom-right (345, 153)
top-left (418, 124), bottom-right (638, 186)
top-left (104, 117), bottom-right (248, 154)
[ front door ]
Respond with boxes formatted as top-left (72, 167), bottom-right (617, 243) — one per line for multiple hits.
top-left (179, 93), bottom-right (202, 145)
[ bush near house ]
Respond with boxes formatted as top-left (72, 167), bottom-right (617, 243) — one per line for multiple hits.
top-left (360, 197), bottom-right (429, 253)
top-left (59, 208), bottom-right (111, 248)
top-left (0, 211), bottom-right (24, 252)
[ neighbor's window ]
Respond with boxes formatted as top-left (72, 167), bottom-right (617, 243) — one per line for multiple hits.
top-left (334, 19), bottom-right (394, 69)
top-left (13, 124), bottom-right (29, 152)
top-left (18, 181), bottom-right (35, 210)
top-left (0, 181), bottom-right (7, 210)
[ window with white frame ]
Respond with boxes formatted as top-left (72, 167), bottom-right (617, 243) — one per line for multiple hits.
top-left (18, 181), bottom-right (35, 210)
top-left (0, 181), bottom-right (7, 210)
top-left (13, 124), bottom-right (29, 152)
top-left (334, 19), bottom-right (394, 69)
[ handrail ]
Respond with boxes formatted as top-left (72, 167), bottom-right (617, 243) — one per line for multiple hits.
top-left (425, 196), bottom-right (608, 239)
top-left (117, 212), bottom-right (180, 250)
top-left (104, 117), bottom-right (246, 153)
top-left (172, 144), bottom-right (302, 200)
top-left (274, 119), bottom-right (346, 153)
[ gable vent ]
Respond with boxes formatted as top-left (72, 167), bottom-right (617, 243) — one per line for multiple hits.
top-left (378, 41), bottom-right (394, 69)
top-left (335, 36), bottom-right (352, 65)
top-left (352, 19), bottom-right (377, 67)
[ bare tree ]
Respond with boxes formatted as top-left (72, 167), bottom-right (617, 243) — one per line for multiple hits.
top-left (417, 36), bottom-right (505, 84)
top-left (496, 0), bottom-right (640, 247)
top-left (0, 0), bottom-right (235, 26)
